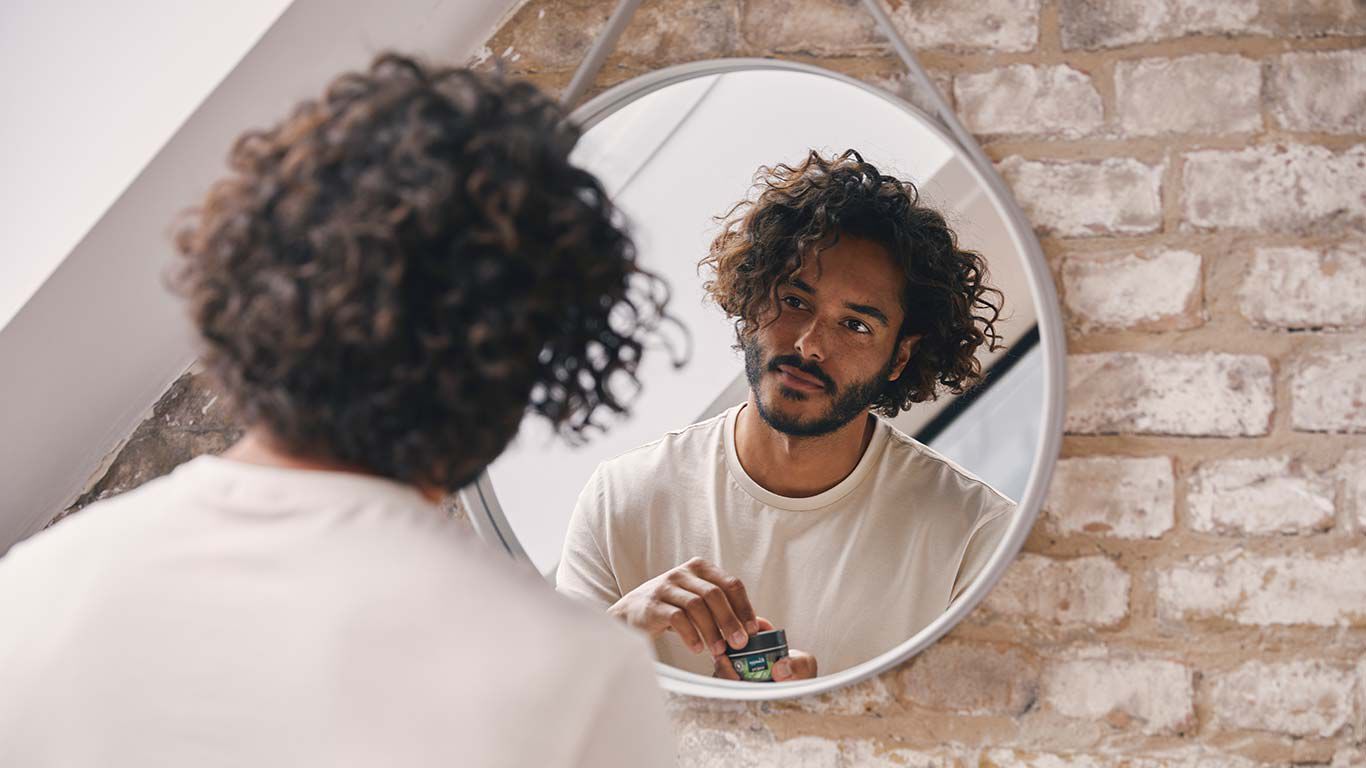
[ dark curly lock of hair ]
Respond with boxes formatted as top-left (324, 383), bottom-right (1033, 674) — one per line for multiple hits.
top-left (173, 53), bottom-right (680, 491)
top-left (700, 149), bottom-right (1003, 417)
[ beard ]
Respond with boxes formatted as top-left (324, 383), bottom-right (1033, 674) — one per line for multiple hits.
top-left (741, 335), bottom-right (896, 438)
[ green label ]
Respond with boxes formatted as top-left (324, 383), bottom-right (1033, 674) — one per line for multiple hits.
top-left (734, 655), bottom-right (772, 681)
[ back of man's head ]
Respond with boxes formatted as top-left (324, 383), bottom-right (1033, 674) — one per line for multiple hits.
top-left (174, 53), bottom-right (669, 492)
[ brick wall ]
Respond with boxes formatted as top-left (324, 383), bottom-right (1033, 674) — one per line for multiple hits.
top-left (63, 1), bottom-right (1366, 764)
top-left (479, 1), bottom-right (1366, 765)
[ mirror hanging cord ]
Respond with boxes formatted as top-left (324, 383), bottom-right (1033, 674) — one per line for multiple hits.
top-left (561, 0), bottom-right (645, 109)
top-left (560, 0), bottom-right (950, 135)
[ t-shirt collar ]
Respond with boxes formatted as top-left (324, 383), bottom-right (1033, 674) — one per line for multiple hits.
top-left (722, 402), bottom-right (889, 511)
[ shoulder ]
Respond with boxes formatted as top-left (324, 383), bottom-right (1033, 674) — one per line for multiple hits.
top-left (878, 421), bottom-right (1016, 523)
top-left (594, 410), bottom-right (728, 484)
top-left (0, 468), bottom-right (186, 576)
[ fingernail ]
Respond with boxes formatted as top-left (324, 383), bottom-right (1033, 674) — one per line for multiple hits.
top-left (713, 640), bottom-right (727, 655)
top-left (731, 631), bottom-right (748, 648)
top-left (746, 621), bottom-right (760, 635)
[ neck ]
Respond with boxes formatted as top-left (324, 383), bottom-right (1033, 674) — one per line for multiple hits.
top-left (221, 428), bottom-right (445, 503)
top-left (733, 392), bottom-right (875, 498)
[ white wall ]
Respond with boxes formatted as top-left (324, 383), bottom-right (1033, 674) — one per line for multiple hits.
top-left (0, 0), bottom-right (525, 553)
top-left (0, 0), bottom-right (295, 330)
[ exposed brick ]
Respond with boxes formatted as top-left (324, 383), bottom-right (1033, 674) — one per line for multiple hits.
top-left (1157, 549), bottom-right (1366, 626)
top-left (1187, 457), bottom-right (1336, 536)
top-left (980, 554), bottom-right (1130, 627)
top-left (1271, 49), bottom-right (1366, 134)
top-left (1341, 450), bottom-right (1366, 532)
top-left (1336, 748), bottom-right (1366, 768)
top-left (1207, 660), bottom-right (1356, 737)
top-left (898, 641), bottom-right (1041, 715)
top-left (1066, 353), bottom-right (1274, 437)
top-left (864, 69), bottom-right (956, 118)
top-left (673, 726), bottom-right (971, 768)
top-left (1062, 2), bottom-right (1365, 50)
top-left (1044, 457), bottom-right (1175, 539)
top-left (738, 0), bottom-right (879, 54)
top-left (1000, 157), bottom-right (1164, 237)
top-left (1059, 0), bottom-right (1260, 50)
top-left (1358, 657), bottom-right (1366, 738)
top-left (789, 675), bottom-right (894, 715)
top-left (1062, 249), bottom-right (1203, 331)
top-left (1292, 342), bottom-right (1366, 433)
top-left (887, 0), bottom-right (1041, 53)
top-left (955, 65), bottom-right (1102, 138)
top-left (1260, 0), bottom-right (1366, 38)
top-left (741, 0), bottom-right (1040, 54)
top-left (838, 742), bottom-right (970, 768)
top-left (1240, 243), bottom-right (1366, 330)
top-left (674, 727), bottom-right (841, 768)
top-left (56, 371), bottom-right (241, 524)
top-left (619, 0), bottom-right (742, 63)
top-left (983, 748), bottom-right (1261, 768)
top-left (1116, 54), bottom-right (1262, 136)
top-left (1182, 144), bottom-right (1366, 233)
top-left (491, 0), bottom-right (739, 70)
top-left (1042, 653), bottom-right (1195, 735)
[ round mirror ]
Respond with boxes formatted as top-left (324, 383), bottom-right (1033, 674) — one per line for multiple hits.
top-left (460, 59), bottom-right (1064, 699)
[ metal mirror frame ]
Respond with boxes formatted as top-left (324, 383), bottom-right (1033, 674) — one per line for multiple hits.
top-left (459, 58), bottom-right (1066, 700)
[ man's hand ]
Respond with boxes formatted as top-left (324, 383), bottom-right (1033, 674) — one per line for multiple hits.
top-left (711, 617), bottom-right (819, 682)
top-left (607, 557), bottom-right (760, 656)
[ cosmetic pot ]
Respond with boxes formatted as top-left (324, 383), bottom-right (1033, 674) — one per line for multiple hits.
top-left (725, 629), bottom-right (788, 682)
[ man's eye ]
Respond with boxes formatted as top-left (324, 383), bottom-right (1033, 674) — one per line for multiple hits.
top-left (846, 320), bottom-right (871, 334)
top-left (782, 296), bottom-right (806, 309)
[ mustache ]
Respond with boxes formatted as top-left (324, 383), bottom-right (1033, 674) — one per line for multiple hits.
top-left (766, 354), bottom-right (835, 392)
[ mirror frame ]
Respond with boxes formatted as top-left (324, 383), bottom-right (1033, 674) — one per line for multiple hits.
top-left (459, 58), bottom-right (1066, 700)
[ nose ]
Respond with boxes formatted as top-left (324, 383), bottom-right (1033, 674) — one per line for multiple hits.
top-left (793, 318), bottom-right (826, 363)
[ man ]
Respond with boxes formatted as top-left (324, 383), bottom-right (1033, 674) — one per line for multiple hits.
top-left (0, 55), bottom-right (675, 766)
top-left (556, 150), bottom-right (1013, 679)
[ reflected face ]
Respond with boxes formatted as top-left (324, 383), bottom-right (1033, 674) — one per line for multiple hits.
top-left (742, 236), bottom-right (916, 437)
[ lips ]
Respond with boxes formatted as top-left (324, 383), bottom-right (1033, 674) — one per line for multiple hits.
top-left (775, 364), bottom-right (826, 391)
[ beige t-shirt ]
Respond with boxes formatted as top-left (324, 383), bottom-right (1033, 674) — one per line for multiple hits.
top-left (0, 456), bottom-right (674, 768)
top-left (556, 404), bottom-right (1015, 677)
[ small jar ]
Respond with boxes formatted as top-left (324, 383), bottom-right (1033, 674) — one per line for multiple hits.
top-left (725, 629), bottom-right (788, 682)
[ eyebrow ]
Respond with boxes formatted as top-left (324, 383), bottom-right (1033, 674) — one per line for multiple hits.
top-left (789, 278), bottom-right (891, 327)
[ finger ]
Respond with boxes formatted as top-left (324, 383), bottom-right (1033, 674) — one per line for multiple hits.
top-left (712, 654), bottom-right (740, 680)
top-left (661, 585), bottom-right (726, 656)
top-left (772, 651), bottom-right (818, 682)
top-left (755, 616), bottom-right (775, 631)
top-left (688, 560), bottom-right (760, 636)
top-left (653, 604), bottom-right (704, 655)
top-left (676, 572), bottom-right (748, 651)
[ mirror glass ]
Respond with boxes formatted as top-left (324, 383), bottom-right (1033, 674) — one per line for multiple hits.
top-left (475, 65), bottom-right (1048, 684)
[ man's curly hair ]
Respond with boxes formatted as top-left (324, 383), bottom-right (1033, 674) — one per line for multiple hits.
top-left (701, 149), bottom-right (1003, 417)
top-left (173, 53), bottom-right (677, 491)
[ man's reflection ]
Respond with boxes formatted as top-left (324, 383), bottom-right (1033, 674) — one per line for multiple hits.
top-left (556, 150), bottom-right (1014, 679)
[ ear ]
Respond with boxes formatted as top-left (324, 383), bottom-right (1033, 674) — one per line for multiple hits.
top-left (888, 335), bottom-right (920, 382)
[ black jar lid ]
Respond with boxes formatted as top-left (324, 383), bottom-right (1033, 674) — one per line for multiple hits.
top-left (726, 629), bottom-right (786, 656)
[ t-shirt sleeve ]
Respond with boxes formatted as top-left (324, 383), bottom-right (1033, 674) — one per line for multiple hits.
top-left (949, 501), bottom-right (1015, 603)
top-left (555, 466), bottom-right (623, 609)
top-left (570, 636), bottom-right (676, 768)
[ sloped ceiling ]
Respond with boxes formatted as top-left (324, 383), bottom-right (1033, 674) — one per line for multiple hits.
top-left (0, 0), bottom-right (524, 553)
